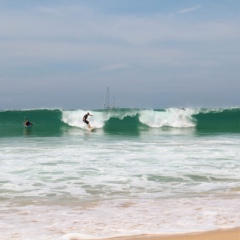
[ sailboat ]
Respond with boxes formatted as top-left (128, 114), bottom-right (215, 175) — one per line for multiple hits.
top-left (103, 87), bottom-right (117, 109)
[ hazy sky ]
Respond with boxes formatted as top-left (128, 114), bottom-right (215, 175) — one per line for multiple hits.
top-left (0, 0), bottom-right (239, 110)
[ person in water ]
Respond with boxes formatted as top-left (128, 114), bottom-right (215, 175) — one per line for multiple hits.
top-left (83, 112), bottom-right (93, 128)
top-left (24, 119), bottom-right (33, 127)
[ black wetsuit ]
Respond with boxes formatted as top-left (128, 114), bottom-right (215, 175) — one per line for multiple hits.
top-left (83, 114), bottom-right (89, 124)
top-left (25, 121), bottom-right (32, 126)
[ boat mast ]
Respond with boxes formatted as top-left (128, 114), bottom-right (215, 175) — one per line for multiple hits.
top-left (103, 87), bottom-right (110, 109)
top-left (112, 95), bottom-right (115, 108)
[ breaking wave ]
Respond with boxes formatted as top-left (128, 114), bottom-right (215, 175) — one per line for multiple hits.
top-left (0, 107), bottom-right (240, 136)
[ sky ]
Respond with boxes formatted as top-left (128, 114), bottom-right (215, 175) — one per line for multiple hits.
top-left (0, 0), bottom-right (239, 110)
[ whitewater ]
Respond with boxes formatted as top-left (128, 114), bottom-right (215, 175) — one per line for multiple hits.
top-left (0, 107), bottom-right (240, 240)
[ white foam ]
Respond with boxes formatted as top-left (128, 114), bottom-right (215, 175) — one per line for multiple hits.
top-left (139, 108), bottom-right (197, 128)
top-left (62, 108), bottom-right (198, 130)
top-left (1, 197), bottom-right (240, 240)
top-left (1, 127), bottom-right (240, 239)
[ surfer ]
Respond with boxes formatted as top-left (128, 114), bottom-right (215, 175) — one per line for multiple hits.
top-left (83, 112), bottom-right (93, 128)
top-left (24, 119), bottom-right (33, 127)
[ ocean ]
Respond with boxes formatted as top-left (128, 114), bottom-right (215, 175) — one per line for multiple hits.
top-left (0, 107), bottom-right (240, 240)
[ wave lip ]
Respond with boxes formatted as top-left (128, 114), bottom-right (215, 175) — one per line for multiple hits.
top-left (62, 108), bottom-right (197, 130)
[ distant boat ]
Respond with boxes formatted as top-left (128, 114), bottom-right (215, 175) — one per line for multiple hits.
top-left (103, 87), bottom-right (117, 109)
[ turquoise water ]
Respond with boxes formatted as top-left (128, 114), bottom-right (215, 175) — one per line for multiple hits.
top-left (1, 108), bottom-right (240, 136)
top-left (0, 108), bottom-right (240, 239)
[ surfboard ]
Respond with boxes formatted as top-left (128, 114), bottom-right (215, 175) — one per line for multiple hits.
top-left (88, 126), bottom-right (95, 131)
top-left (24, 124), bottom-right (33, 128)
